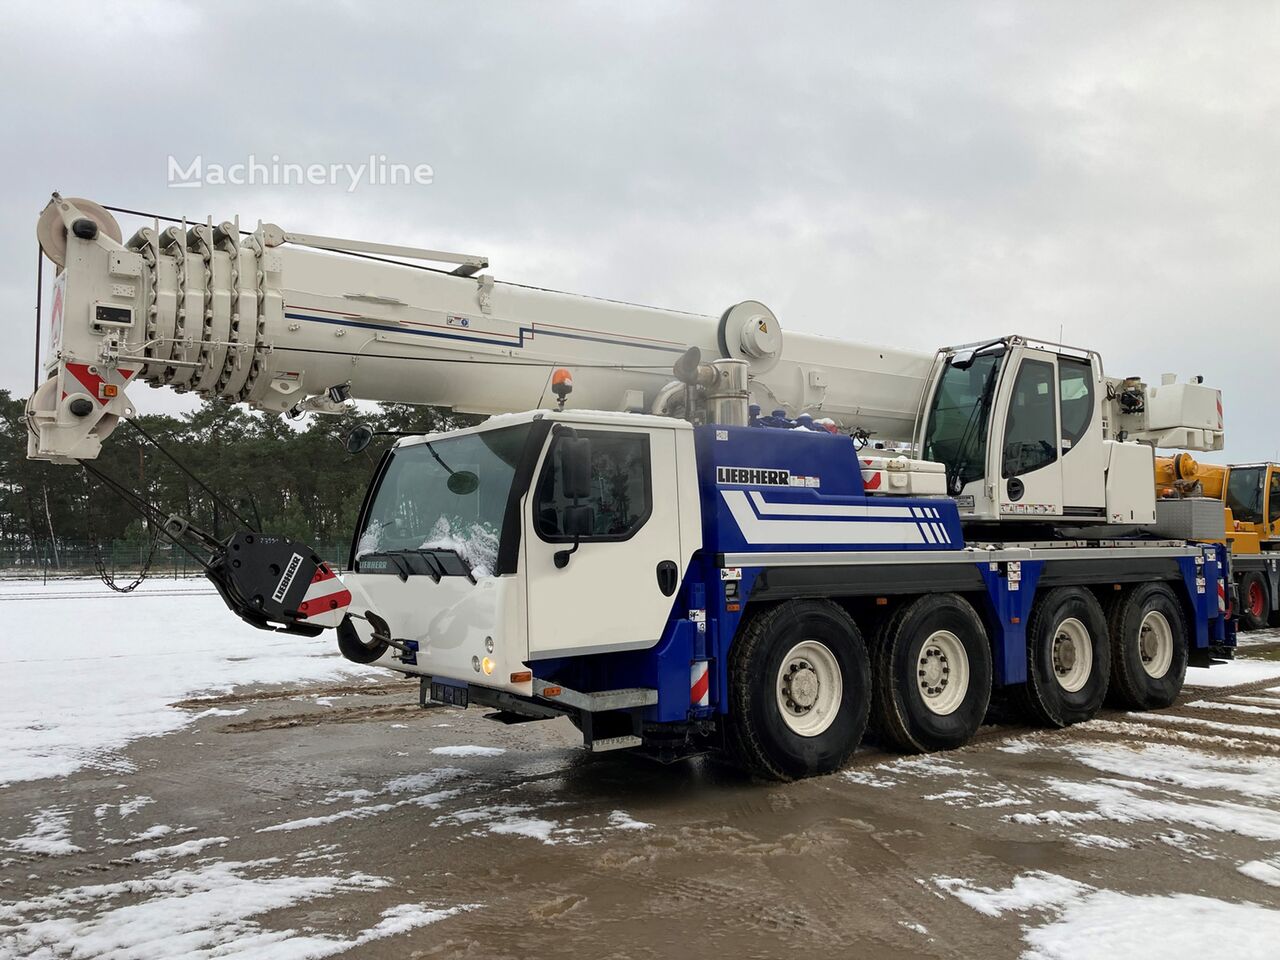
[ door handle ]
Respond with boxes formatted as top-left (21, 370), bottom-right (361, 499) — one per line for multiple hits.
top-left (656, 561), bottom-right (678, 597)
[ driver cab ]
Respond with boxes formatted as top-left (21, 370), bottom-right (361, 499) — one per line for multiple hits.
top-left (920, 337), bottom-right (1106, 522)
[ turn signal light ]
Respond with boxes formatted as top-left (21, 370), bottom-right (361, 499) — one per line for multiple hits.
top-left (481, 657), bottom-right (495, 676)
top-left (510, 670), bottom-right (532, 683)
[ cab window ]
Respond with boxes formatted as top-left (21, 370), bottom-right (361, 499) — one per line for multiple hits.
top-left (1269, 471), bottom-right (1280, 525)
top-left (1058, 357), bottom-right (1094, 452)
top-left (1002, 359), bottom-right (1058, 478)
top-left (1226, 467), bottom-right (1265, 524)
top-left (534, 431), bottom-right (652, 542)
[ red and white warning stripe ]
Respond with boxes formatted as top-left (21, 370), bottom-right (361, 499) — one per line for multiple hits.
top-left (1218, 579), bottom-right (1227, 614)
top-left (690, 661), bottom-right (710, 707)
top-left (62, 362), bottom-right (140, 404)
top-left (296, 563), bottom-right (352, 628)
top-left (860, 458), bottom-right (884, 491)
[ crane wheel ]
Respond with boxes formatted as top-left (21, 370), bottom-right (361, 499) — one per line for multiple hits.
top-left (1012, 587), bottom-right (1110, 727)
top-left (1238, 572), bottom-right (1270, 632)
top-left (725, 599), bottom-right (870, 781)
top-left (869, 593), bottom-right (992, 753)
top-left (1105, 583), bottom-right (1189, 710)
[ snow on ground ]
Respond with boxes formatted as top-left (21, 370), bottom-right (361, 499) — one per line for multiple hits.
top-left (1023, 891), bottom-right (1280, 960)
top-left (1185, 657), bottom-right (1280, 688)
top-left (1187, 698), bottom-right (1280, 716)
top-left (933, 871), bottom-right (1091, 918)
top-left (1236, 627), bottom-right (1280, 647)
top-left (429, 745), bottom-right (505, 757)
top-left (0, 579), bottom-right (377, 786)
top-left (607, 810), bottom-right (654, 831)
top-left (257, 768), bottom-right (467, 833)
top-left (0, 857), bottom-right (476, 959)
top-left (5, 808), bottom-right (83, 857)
top-left (848, 696), bottom-right (1280, 955)
top-left (936, 872), bottom-right (1280, 960)
top-left (1239, 857), bottom-right (1280, 887)
top-left (130, 835), bottom-right (229, 862)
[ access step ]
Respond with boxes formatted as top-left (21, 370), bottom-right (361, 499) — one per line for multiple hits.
top-left (589, 735), bottom-right (643, 753)
top-left (482, 710), bottom-right (547, 725)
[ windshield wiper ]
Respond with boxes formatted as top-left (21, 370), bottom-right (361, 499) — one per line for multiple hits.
top-left (374, 547), bottom-right (476, 584)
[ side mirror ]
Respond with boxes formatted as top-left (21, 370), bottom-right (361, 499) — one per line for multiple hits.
top-left (346, 423), bottom-right (375, 454)
top-left (554, 504), bottom-right (594, 569)
top-left (560, 437), bottom-right (592, 499)
top-left (562, 503), bottom-right (594, 537)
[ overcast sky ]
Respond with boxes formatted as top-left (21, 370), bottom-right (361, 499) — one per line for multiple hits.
top-left (2, 1), bottom-right (1276, 461)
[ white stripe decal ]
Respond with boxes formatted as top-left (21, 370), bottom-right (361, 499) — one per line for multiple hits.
top-left (747, 490), bottom-right (916, 519)
top-left (723, 491), bottom-right (927, 546)
top-left (920, 523), bottom-right (937, 544)
top-left (933, 522), bottom-right (950, 544)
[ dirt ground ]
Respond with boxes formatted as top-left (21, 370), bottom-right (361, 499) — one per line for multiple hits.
top-left (3, 645), bottom-right (1280, 959)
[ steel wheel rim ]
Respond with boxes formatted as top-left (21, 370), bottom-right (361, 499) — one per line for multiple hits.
top-left (1139, 610), bottom-right (1174, 679)
top-left (775, 639), bottom-right (842, 737)
top-left (1249, 581), bottom-right (1265, 618)
top-left (917, 630), bottom-right (969, 716)
top-left (1051, 617), bottom-right (1093, 693)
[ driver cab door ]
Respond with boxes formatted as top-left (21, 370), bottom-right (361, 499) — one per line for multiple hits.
top-left (522, 422), bottom-right (685, 659)
top-left (992, 347), bottom-right (1064, 518)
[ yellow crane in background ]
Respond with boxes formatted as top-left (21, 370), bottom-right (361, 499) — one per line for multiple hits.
top-left (1156, 454), bottom-right (1280, 629)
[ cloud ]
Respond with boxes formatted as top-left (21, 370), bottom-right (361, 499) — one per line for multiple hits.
top-left (2, 0), bottom-right (1276, 457)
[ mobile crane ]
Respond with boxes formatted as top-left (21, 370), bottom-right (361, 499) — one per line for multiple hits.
top-left (1154, 454), bottom-right (1280, 630)
top-left (27, 195), bottom-right (1232, 779)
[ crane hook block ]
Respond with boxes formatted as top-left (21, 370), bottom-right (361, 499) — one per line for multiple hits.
top-left (205, 532), bottom-right (352, 636)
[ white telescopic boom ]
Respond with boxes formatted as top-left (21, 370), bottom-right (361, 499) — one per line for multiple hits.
top-left (28, 196), bottom-right (934, 461)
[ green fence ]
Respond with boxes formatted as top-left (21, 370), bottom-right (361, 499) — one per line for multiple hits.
top-left (0, 540), bottom-right (352, 581)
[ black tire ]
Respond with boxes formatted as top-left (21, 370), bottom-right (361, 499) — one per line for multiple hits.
top-left (1106, 582), bottom-right (1189, 709)
top-left (725, 599), bottom-right (871, 781)
top-left (1238, 572), bottom-right (1269, 631)
top-left (1012, 587), bottom-right (1110, 727)
top-left (870, 594), bottom-right (992, 753)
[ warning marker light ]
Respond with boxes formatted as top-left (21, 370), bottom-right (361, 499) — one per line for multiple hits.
top-left (551, 368), bottom-right (573, 410)
top-left (510, 670), bottom-right (532, 683)
top-left (99, 383), bottom-right (119, 399)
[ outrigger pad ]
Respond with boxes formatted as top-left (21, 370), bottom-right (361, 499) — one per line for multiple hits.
top-left (205, 532), bottom-right (351, 636)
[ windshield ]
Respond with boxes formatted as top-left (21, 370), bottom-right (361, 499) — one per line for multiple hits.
top-left (923, 351), bottom-right (1005, 493)
top-left (1226, 466), bottom-right (1265, 525)
top-left (354, 423), bottom-right (534, 577)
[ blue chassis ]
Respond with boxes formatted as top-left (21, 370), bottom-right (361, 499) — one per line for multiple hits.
top-left (532, 424), bottom-right (1232, 726)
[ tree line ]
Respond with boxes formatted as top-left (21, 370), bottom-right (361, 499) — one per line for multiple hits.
top-left (0, 389), bottom-right (480, 560)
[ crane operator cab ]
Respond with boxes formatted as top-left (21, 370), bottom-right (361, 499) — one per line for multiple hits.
top-left (918, 337), bottom-right (1183, 528)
